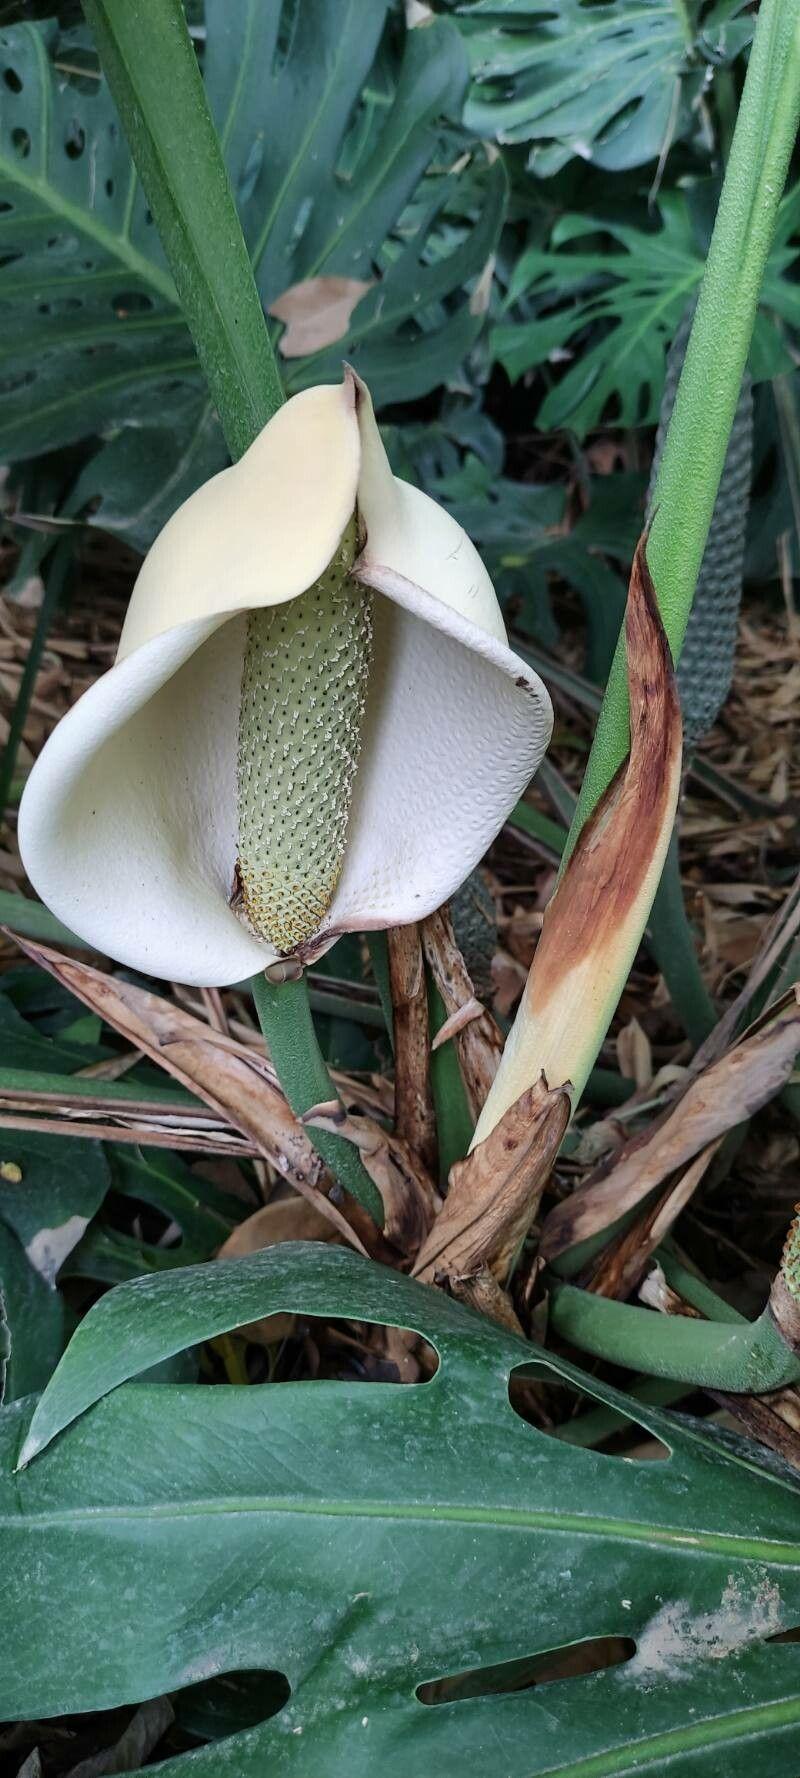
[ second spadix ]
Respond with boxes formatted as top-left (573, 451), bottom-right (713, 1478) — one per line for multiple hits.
top-left (18, 372), bottom-right (553, 987)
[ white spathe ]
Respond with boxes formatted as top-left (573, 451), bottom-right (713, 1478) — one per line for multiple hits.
top-left (18, 373), bottom-right (552, 987)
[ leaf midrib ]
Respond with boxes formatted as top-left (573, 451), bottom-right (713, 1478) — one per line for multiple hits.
top-left (0, 353), bottom-right (198, 443)
top-left (7, 1493), bottom-right (800, 1563)
top-left (537, 1693), bottom-right (800, 1778)
top-left (0, 154), bottom-right (176, 303)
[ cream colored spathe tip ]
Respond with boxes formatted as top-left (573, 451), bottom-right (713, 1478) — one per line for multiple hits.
top-left (19, 372), bottom-right (552, 987)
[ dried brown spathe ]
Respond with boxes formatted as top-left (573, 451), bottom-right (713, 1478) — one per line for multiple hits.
top-left (413, 1075), bottom-right (569, 1286)
top-left (472, 532), bottom-right (683, 1142)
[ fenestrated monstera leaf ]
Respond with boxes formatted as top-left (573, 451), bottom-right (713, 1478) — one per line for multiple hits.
top-left (0, 2), bottom-right (504, 543)
top-left (4, 1243), bottom-right (800, 1774)
top-left (440, 0), bottom-right (752, 174)
top-left (493, 183), bottom-right (800, 436)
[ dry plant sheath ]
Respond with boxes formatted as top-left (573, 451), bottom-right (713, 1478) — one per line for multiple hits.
top-left (421, 904), bottom-right (503, 1122)
top-left (474, 533), bottom-right (682, 1144)
top-left (413, 1076), bottom-right (570, 1287)
top-left (387, 923), bottom-right (438, 1178)
top-left (541, 990), bottom-right (800, 1262)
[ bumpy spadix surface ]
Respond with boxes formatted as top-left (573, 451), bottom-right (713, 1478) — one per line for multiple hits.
top-left (237, 516), bottom-right (372, 950)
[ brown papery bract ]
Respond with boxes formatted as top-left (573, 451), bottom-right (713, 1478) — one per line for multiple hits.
top-left (412, 1075), bottom-right (570, 1286)
top-left (472, 532), bottom-right (683, 1145)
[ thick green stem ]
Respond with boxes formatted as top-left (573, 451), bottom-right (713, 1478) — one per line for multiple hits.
top-left (565, 0), bottom-right (800, 857)
top-left (84, 2), bottom-right (379, 1218)
top-left (252, 973), bottom-right (383, 1226)
top-left (554, 1375), bottom-right (693, 1448)
top-left (648, 829), bottom-right (717, 1045)
top-left (427, 976), bottom-right (473, 1187)
top-left (548, 1284), bottom-right (800, 1393)
top-left (367, 934), bottom-right (395, 1047)
top-left (82, 0), bottom-right (284, 457)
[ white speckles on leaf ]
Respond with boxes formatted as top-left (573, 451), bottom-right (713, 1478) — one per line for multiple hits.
top-left (628, 1573), bottom-right (782, 1681)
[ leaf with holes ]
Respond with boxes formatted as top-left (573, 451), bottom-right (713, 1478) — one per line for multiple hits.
top-left (0, 4), bottom-right (504, 543)
top-left (493, 184), bottom-right (800, 435)
top-left (4, 1243), bottom-right (800, 1773)
top-left (441, 0), bottom-right (752, 174)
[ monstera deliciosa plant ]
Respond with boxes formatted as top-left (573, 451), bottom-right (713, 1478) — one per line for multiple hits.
top-left (4, 1), bottom-right (800, 1775)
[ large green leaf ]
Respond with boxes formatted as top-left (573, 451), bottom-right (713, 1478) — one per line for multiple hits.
top-left (0, 4), bottom-right (504, 544)
top-left (442, 0), bottom-right (752, 174)
top-left (4, 1244), bottom-right (800, 1773)
top-left (493, 184), bottom-right (800, 434)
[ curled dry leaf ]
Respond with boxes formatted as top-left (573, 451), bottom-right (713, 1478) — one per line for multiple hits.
top-left (0, 1094), bottom-right (259, 1158)
top-left (587, 1138), bottom-right (723, 1301)
top-left (542, 988), bottom-right (800, 1263)
top-left (422, 904), bottom-right (503, 1121)
top-left (446, 1266), bottom-right (525, 1337)
top-left (7, 934), bottom-right (368, 1257)
top-left (387, 922), bottom-right (437, 1176)
top-left (413, 1075), bottom-right (570, 1286)
top-left (268, 276), bottom-right (374, 358)
top-left (473, 532), bottom-right (683, 1143)
top-left (616, 1015), bottom-right (653, 1089)
top-left (304, 1101), bottom-right (439, 1261)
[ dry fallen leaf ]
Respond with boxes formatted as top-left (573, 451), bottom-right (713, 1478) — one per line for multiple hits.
top-left (269, 276), bottom-right (374, 357)
top-left (541, 989), bottom-right (800, 1263)
top-left (616, 1015), bottom-right (653, 1089)
top-left (587, 1137), bottom-right (723, 1300)
top-left (7, 934), bottom-right (369, 1256)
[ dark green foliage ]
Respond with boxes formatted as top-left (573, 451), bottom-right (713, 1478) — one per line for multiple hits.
top-left (494, 185), bottom-right (800, 435)
top-left (450, 868), bottom-right (497, 1000)
top-left (0, 3), bottom-right (505, 544)
top-left (442, 0), bottom-right (752, 173)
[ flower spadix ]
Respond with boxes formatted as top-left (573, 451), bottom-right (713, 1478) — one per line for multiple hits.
top-left (19, 373), bottom-right (551, 988)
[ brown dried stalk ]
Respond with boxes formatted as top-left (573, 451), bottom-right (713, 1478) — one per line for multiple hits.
top-left (421, 903), bottom-right (502, 1122)
top-left (412, 1076), bottom-right (569, 1286)
top-left (387, 922), bottom-right (437, 1176)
